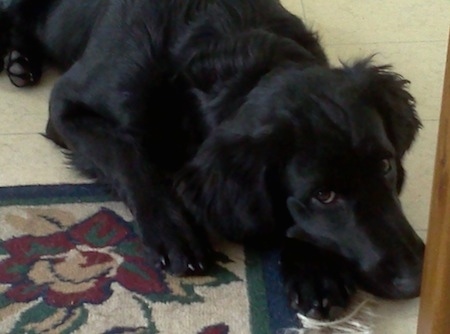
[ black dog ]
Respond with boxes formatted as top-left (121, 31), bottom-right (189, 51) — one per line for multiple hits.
top-left (0, 0), bottom-right (424, 319)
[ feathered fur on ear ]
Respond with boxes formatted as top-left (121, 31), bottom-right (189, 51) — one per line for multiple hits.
top-left (348, 60), bottom-right (422, 157)
top-left (177, 120), bottom-right (294, 243)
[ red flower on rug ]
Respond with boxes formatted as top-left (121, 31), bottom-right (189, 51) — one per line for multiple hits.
top-left (199, 323), bottom-right (230, 334)
top-left (0, 209), bottom-right (168, 308)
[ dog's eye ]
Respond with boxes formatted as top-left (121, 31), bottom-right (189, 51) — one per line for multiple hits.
top-left (314, 190), bottom-right (337, 204)
top-left (381, 159), bottom-right (392, 174)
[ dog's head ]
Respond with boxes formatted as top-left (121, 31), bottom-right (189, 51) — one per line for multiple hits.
top-left (179, 59), bottom-right (424, 299)
top-left (283, 60), bottom-right (424, 299)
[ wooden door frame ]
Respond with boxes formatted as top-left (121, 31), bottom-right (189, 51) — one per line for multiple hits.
top-left (417, 30), bottom-right (450, 334)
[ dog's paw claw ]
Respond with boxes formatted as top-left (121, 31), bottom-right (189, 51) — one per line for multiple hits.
top-left (159, 255), bottom-right (168, 269)
top-left (166, 257), bottom-right (208, 277)
top-left (6, 50), bottom-right (41, 87)
top-left (198, 262), bottom-right (205, 271)
top-left (144, 232), bottom-right (211, 277)
top-left (290, 293), bottom-right (301, 309)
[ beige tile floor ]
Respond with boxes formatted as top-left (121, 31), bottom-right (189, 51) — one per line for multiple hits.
top-left (0, 1), bottom-right (449, 333)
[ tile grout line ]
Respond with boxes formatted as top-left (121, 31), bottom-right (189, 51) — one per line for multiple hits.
top-left (0, 132), bottom-right (44, 136)
top-left (325, 40), bottom-right (447, 47)
top-left (300, 0), bottom-right (307, 20)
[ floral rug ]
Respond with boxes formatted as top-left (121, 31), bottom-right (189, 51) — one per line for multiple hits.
top-left (0, 184), bottom-right (298, 334)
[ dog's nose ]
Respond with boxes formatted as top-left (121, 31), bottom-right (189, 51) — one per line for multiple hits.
top-left (392, 275), bottom-right (421, 298)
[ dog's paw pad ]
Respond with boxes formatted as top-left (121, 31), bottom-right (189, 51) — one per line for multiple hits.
top-left (6, 51), bottom-right (39, 87)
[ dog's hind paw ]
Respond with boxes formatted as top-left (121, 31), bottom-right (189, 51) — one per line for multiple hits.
top-left (6, 50), bottom-right (41, 87)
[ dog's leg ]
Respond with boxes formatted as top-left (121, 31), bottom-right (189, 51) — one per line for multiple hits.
top-left (47, 70), bottom-right (211, 276)
top-left (0, 10), bottom-right (11, 72)
top-left (280, 238), bottom-right (356, 319)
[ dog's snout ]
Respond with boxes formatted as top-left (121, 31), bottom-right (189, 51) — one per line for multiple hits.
top-left (392, 274), bottom-right (421, 298)
top-left (360, 263), bottom-right (423, 299)
top-left (358, 237), bottom-right (425, 299)
top-left (388, 240), bottom-right (424, 299)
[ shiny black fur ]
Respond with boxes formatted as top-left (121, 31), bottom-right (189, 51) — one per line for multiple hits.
top-left (0, 0), bottom-right (424, 319)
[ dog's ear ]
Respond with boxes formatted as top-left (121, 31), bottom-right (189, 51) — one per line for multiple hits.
top-left (177, 119), bottom-right (294, 241)
top-left (352, 61), bottom-right (422, 157)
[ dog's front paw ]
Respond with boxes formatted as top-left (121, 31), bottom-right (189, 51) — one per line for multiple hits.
top-left (139, 206), bottom-right (212, 276)
top-left (6, 50), bottom-right (41, 87)
top-left (284, 263), bottom-right (356, 319)
top-left (281, 241), bottom-right (356, 319)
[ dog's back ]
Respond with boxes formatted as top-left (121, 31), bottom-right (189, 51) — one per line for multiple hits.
top-left (2, 0), bottom-right (326, 72)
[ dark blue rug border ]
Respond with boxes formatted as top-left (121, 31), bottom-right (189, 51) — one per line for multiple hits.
top-left (261, 250), bottom-right (298, 332)
top-left (0, 183), bottom-right (114, 206)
